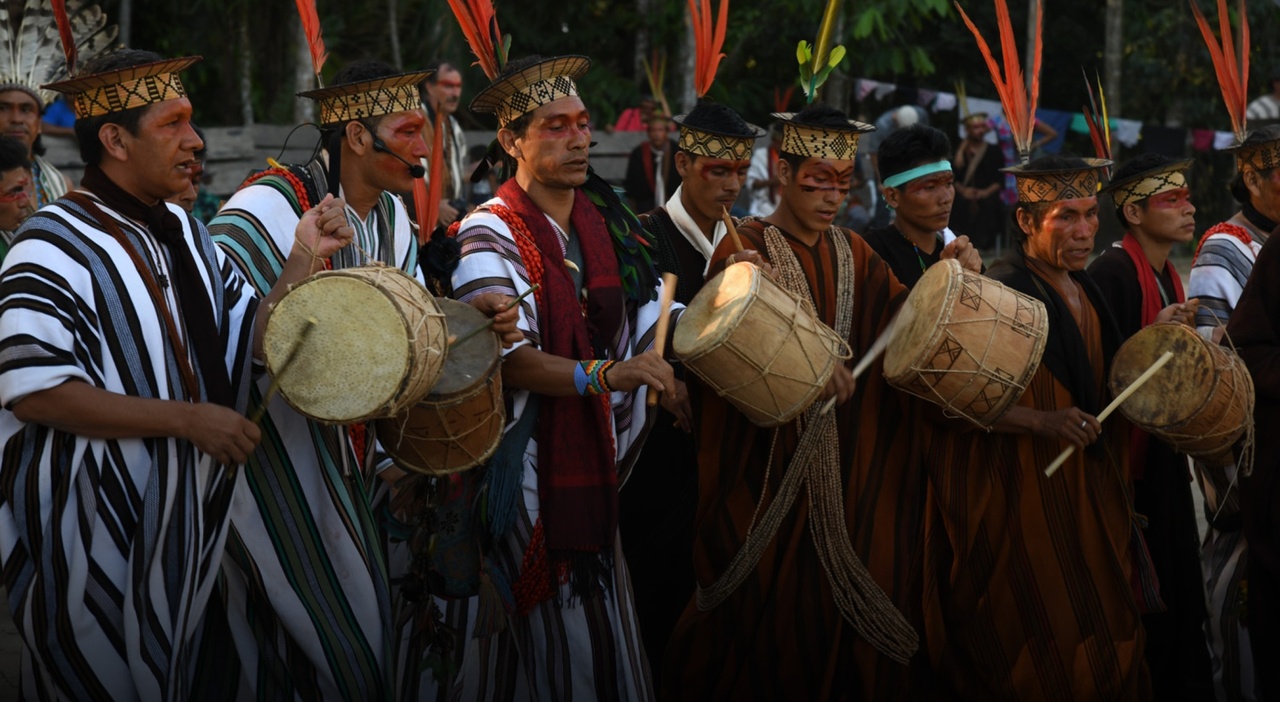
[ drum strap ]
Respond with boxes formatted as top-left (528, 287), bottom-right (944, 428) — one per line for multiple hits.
top-left (696, 224), bottom-right (919, 664)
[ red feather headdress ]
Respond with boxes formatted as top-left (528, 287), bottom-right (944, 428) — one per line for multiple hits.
top-left (445, 0), bottom-right (507, 81)
top-left (1082, 69), bottom-right (1112, 175)
top-left (294, 0), bottom-right (328, 86)
top-left (687, 0), bottom-right (729, 98)
top-left (1191, 0), bottom-right (1249, 144)
top-left (50, 0), bottom-right (78, 76)
top-left (955, 0), bottom-right (1042, 164)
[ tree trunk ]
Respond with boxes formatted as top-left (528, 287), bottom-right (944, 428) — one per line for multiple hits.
top-left (238, 9), bottom-right (254, 127)
top-left (1104, 0), bottom-right (1123, 118)
top-left (293, 12), bottom-right (315, 124)
top-left (388, 0), bottom-right (404, 71)
top-left (680, 9), bottom-right (696, 112)
top-left (119, 0), bottom-right (132, 48)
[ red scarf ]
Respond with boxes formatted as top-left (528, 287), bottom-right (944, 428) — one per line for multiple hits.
top-left (1120, 233), bottom-right (1185, 479)
top-left (496, 179), bottom-right (624, 553)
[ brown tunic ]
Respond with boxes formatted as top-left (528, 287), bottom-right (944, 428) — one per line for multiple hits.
top-left (921, 250), bottom-right (1151, 700)
top-left (663, 220), bottom-right (934, 700)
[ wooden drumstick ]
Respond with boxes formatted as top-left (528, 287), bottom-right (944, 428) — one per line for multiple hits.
top-left (820, 309), bottom-right (903, 414)
top-left (234, 317), bottom-right (317, 481)
top-left (1043, 350), bottom-right (1174, 477)
top-left (722, 206), bottom-right (745, 254)
top-left (250, 317), bottom-right (317, 425)
top-left (647, 272), bottom-right (680, 408)
top-left (447, 284), bottom-right (540, 348)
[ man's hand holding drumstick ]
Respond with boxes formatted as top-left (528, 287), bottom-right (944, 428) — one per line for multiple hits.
top-left (1156, 297), bottom-right (1200, 328)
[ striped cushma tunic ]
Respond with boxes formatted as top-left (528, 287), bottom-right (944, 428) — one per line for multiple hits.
top-left (921, 250), bottom-right (1150, 700)
top-left (0, 193), bottom-right (257, 700)
top-left (420, 196), bottom-right (671, 702)
top-left (663, 221), bottom-right (935, 700)
top-left (1187, 215), bottom-right (1265, 702)
top-left (208, 159), bottom-right (418, 700)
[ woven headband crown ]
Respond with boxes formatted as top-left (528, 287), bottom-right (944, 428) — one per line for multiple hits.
top-left (297, 70), bottom-right (433, 126)
top-left (470, 55), bottom-right (591, 127)
top-left (43, 56), bottom-right (199, 118)
top-left (772, 111), bottom-right (873, 161)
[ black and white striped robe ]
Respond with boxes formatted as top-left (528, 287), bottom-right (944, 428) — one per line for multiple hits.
top-left (0, 192), bottom-right (257, 700)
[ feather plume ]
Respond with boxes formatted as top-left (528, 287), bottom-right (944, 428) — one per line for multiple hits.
top-left (413, 176), bottom-right (432, 246)
top-left (50, 0), bottom-right (76, 76)
top-left (294, 0), bottom-right (327, 86)
top-left (956, 80), bottom-right (968, 119)
top-left (796, 0), bottom-right (847, 103)
top-left (687, 0), bottom-right (729, 97)
top-left (420, 107), bottom-right (447, 245)
top-left (0, 0), bottom-right (118, 105)
top-left (954, 0), bottom-right (1042, 163)
top-left (643, 49), bottom-right (671, 118)
top-left (445, 0), bottom-right (504, 81)
top-left (1190, 0), bottom-right (1250, 143)
top-left (773, 84), bottom-right (795, 113)
top-left (1081, 69), bottom-right (1112, 171)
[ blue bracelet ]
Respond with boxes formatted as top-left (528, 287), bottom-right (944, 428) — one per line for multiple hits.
top-left (573, 360), bottom-right (590, 396)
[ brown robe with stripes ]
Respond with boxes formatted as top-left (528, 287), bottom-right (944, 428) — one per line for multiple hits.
top-left (921, 250), bottom-right (1151, 700)
top-left (662, 221), bottom-right (935, 700)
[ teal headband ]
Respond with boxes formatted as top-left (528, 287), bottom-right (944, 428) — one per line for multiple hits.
top-left (882, 160), bottom-right (952, 189)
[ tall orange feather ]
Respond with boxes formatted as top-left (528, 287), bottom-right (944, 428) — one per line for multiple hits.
top-left (1191, 0), bottom-right (1250, 143)
top-left (445, 0), bottom-right (503, 80)
top-left (418, 107), bottom-right (447, 245)
top-left (294, 0), bottom-right (328, 85)
top-left (687, 0), bottom-right (729, 97)
top-left (955, 0), bottom-right (1041, 163)
top-left (51, 0), bottom-right (78, 76)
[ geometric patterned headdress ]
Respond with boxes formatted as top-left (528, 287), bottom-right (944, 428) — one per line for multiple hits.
top-left (1102, 158), bottom-right (1193, 208)
top-left (673, 103), bottom-right (765, 161)
top-left (771, 110), bottom-right (874, 161)
top-left (44, 56), bottom-right (199, 119)
top-left (297, 70), bottom-right (433, 127)
top-left (1002, 158), bottom-right (1112, 203)
top-left (470, 55), bottom-right (590, 127)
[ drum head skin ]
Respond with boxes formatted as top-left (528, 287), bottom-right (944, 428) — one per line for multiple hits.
top-left (882, 259), bottom-right (952, 380)
top-left (433, 299), bottom-right (500, 397)
top-left (673, 261), bottom-right (758, 358)
top-left (1110, 322), bottom-right (1216, 426)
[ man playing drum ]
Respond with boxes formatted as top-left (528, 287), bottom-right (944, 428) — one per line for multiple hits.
top-left (0, 48), bottom-right (354, 698)
top-left (664, 103), bottom-right (952, 700)
top-left (625, 99), bottom-right (767, 672)
top-left (861, 122), bottom-right (983, 288)
top-left (439, 53), bottom-right (689, 700)
top-left (207, 59), bottom-right (518, 698)
top-left (921, 155), bottom-right (1153, 699)
top-left (1087, 154), bottom-right (1213, 700)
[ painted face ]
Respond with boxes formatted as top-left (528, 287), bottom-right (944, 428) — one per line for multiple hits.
top-left (511, 96), bottom-right (592, 189)
top-left (125, 98), bottom-right (205, 202)
top-left (0, 90), bottom-right (40, 153)
top-left (368, 109), bottom-right (429, 192)
top-left (1023, 196), bottom-right (1099, 272)
top-left (427, 67), bottom-right (463, 115)
top-left (678, 153), bottom-right (750, 224)
top-left (886, 170), bottom-right (954, 234)
top-left (0, 166), bottom-right (32, 230)
top-left (781, 157), bottom-right (855, 234)
top-left (1134, 187), bottom-right (1196, 244)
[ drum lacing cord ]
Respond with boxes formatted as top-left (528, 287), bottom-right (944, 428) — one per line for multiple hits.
top-left (1196, 315), bottom-right (1257, 529)
top-left (695, 224), bottom-right (919, 664)
top-left (904, 265), bottom-right (1042, 427)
